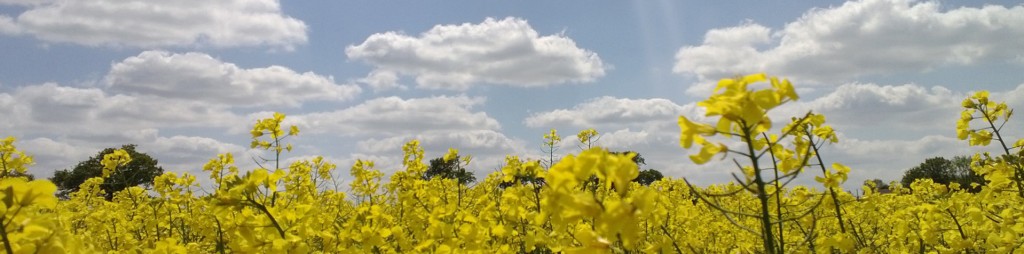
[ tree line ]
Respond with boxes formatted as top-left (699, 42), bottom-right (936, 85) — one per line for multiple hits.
top-left (41, 144), bottom-right (978, 199)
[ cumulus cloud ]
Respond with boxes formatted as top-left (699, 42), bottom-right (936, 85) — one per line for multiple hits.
top-left (143, 135), bottom-right (250, 174)
top-left (19, 137), bottom-right (94, 176)
top-left (0, 0), bottom-right (307, 49)
top-left (524, 96), bottom-right (697, 129)
top-left (359, 70), bottom-right (406, 93)
top-left (597, 129), bottom-right (653, 150)
top-left (774, 82), bottom-right (962, 138)
top-left (0, 83), bottom-right (242, 136)
top-left (147, 136), bottom-right (246, 161)
top-left (346, 17), bottom-right (606, 90)
top-left (995, 83), bottom-right (1024, 111)
top-left (0, 16), bottom-right (19, 34)
top-left (105, 51), bottom-right (361, 107)
top-left (674, 0), bottom-right (1024, 94)
top-left (287, 95), bottom-right (501, 136)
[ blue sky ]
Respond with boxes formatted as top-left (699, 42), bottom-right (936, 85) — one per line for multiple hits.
top-left (1, 0), bottom-right (1023, 190)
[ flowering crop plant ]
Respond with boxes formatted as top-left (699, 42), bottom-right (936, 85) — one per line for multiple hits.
top-left (1, 74), bottom-right (1023, 253)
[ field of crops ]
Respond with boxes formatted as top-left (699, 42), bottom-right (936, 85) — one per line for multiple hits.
top-left (1, 74), bottom-right (1022, 253)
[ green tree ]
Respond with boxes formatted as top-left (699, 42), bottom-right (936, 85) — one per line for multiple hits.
top-left (50, 144), bottom-right (164, 200)
top-left (950, 155), bottom-right (985, 192)
top-left (634, 169), bottom-right (664, 186)
top-left (901, 155), bottom-right (984, 192)
top-left (423, 155), bottom-right (475, 185)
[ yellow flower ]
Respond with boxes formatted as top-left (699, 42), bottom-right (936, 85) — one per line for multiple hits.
top-left (771, 76), bottom-right (799, 101)
top-left (832, 163), bottom-right (850, 183)
top-left (443, 148), bottom-right (458, 162)
top-left (678, 116), bottom-right (714, 149)
top-left (812, 125), bottom-right (838, 143)
top-left (969, 130), bottom-right (992, 146)
top-left (833, 163), bottom-right (850, 175)
top-left (577, 128), bottom-right (599, 147)
top-left (689, 140), bottom-right (726, 165)
top-left (100, 149), bottom-right (132, 178)
top-left (0, 136), bottom-right (34, 176)
top-left (544, 128), bottom-right (562, 146)
top-left (815, 171), bottom-right (840, 189)
top-left (972, 90), bottom-right (989, 104)
top-left (961, 97), bottom-right (975, 108)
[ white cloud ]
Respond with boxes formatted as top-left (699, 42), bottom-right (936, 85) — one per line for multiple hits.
top-left (703, 22), bottom-right (772, 47)
top-left (597, 129), bottom-right (652, 150)
top-left (995, 83), bottom-right (1024, 111)
top-left (346, 17), bottom-right (606, 90)
top-left (674, 0), bottom-right (1024, 94)
top-left (524, 96), bottom-right (697, 129)
top-left (359, 70), bottom-right (406, 93)
top-left (774, 83), bottom-right (962, 138)
top-left (288, 95), bottom-right (501, 136)
top-left (0, 0), bottom-right (53, 6)
top-left (0, 83), bottom-right (243, 137)
top-left (673, 23), bottom-right (771, 92)
top-left (19, 137), bottom-right (94, 177)
top-left (1, 0), bottom-right (307, 49)
top-left (105, 51), bottom-right (361, 107)
top-left (0, 16), bottom-right (19, 34)
top-left (143, 135), bottom-right (250, 174)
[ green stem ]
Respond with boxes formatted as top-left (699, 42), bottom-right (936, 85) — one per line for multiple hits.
top-left (808, 130), bottom-right (847, 235)
top-left (742, 124), bottom-right (776, 253)
top-left (946, 209), bottom-right (968, 240)
top-left (1, 154), bottom-right (9, 178)
top-left (249, 197), bottom-right (286, 238)
top-left (1, 221), bottom-right (13, 254)
top-left (659, 225), bottom-right (684, 254)
top-left (764, 133), bottom-right (786, 253)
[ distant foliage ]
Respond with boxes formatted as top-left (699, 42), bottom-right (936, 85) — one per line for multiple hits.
top-left (901, 156), bottom-right (984, 192)
top-left (634, 169), bottom-right (664, 186)
top-left (423, 150), bottom-right (476, 185)
top-left (50, 144), bottom-right (163, 200)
